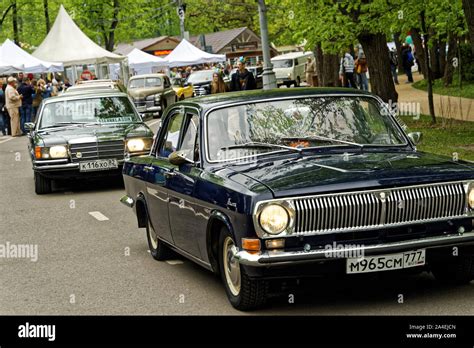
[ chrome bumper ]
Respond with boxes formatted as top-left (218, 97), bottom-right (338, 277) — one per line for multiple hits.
top-left (234, 231), bottom-right (474, 267)
top-left (33, 160), bottom-right (124, 172)
top-left (120, 195), bottom-right (135, 208)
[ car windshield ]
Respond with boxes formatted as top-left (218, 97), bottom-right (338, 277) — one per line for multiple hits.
top-left (39, 97), bottom-right (140, 129)
top-left (187, 70), bottom-right (213, 84)
top-left (129, 77), bottom-right (162, 89)
top-left (206, 96), bottom-right (407, 162)
top-left (272, 59), bottom-right (293, 68)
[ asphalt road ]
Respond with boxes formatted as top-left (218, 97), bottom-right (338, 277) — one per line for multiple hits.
top-left (1, 119), bottom-right (474, 315)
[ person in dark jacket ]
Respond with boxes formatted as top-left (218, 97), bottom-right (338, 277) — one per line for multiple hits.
top-left (17, 78), bottom-right (34, 134)
top-left (230, 57), bottom-right (256, 91)
top-left (401, 43), bottom-right (414, 83)
top-left (0, 79), bottom-right (10, 136)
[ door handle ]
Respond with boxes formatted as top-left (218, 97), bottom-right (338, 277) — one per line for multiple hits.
top-left (164, 171), bottom-right (176, 178)
top-left (143, 165), bottom-right (154, 172)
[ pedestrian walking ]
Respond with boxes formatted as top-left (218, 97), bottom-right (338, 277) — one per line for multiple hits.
top-left (401, 43), bottom-right (414, 83)
top-left (32, 79), bottom-right (45, 122)
top-left (230, 57), bottom-right (256, 91)
top-left (355, 53), bottom-right (369, 91)
top-left (339, 50), bottom-right (357, 88)
top-left (305, 57), bottom-right (317, 87)
top-left (211, 71), bottom-right (228, 94)
top-left (80, 65), bottom-right (95, 81)
top-left (5, 77), bottom-right (22, 137)
top-left (389, 48), bottom-right (399, 85)
top-left (17, 78), bottom-right (34, 134)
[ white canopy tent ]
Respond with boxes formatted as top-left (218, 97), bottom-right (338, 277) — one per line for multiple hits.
top-left (33, 5), bottom-right (125, 66)
top-left (0, 39), bottom-right (63, 73)
top-left (127, 48), bottom-right (168, 75)
top-left (0, 59), bottom-right (24, 75)
top-left (164, 39), bottom-right (226, 68)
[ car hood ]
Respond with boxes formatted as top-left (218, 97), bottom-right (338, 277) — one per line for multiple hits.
top-left (128, 87), bottom-right (164, 98)
top-left (225, 151), bottom-right (474, 198)
top-left (34, 123), bottom-right (153, 147)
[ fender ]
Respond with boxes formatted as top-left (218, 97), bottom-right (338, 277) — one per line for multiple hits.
top-left (206, 210), bottom-right (236, 273)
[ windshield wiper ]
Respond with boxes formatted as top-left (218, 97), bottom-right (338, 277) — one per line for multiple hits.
top-left (220, 141), bottom-right (302, 153)
top-left (281, 136), bottom-right (364, 149)
top-left (40, 122), bottom-right (86, 129)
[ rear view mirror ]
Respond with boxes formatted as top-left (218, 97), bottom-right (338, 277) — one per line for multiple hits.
top-left (25, 122), bottom-right (35, 131)
top-left (169, 151), bottom-right (194, 166)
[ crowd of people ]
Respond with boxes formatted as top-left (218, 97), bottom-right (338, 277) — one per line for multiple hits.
top-left (0, 72), bottom-right (70, 137)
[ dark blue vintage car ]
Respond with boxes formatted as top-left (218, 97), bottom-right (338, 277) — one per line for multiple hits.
top-left (121, 88), bottom-right (474, 310)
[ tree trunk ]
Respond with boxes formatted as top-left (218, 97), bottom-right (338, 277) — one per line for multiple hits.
top-left (411, 28), bottom-right (427, 78)
top-left (12, 1), bottom-right (19, 46)
top-left (428, 30), bottom-right (441, 79)
top-left (443, 33), bottom-right (457, 87)
top-left (314, 43), bottom-right (324, 84)
top-left (420, 11), bottom-right (436, 123)
top-left (439, 36), bottom-right (447, 78)
top-left (393, 32), bottom-right (404, 70)
top-left (358, 32), bottom-right (398, 103)
top-left (104, 0), bottom-right (120, 52)
top-left (321, 53), bottom-right (340, 87)
top-left (462, 0), bottom-right (474, 55)
top-left (43, 0), bottom-right (50, 33)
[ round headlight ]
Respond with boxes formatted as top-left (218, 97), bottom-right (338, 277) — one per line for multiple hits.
top-left (49, 146), bottom-right (68, 158)
top-left (127, 139), bottom-right (146, 152)
top-left (468, 186), bottom-right (474, 209)
top-left (259, 204), bottom-right (289, 235)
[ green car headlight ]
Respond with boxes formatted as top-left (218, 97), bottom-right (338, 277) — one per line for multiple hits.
top-left (127, 138), bottom-right (152, 153)
top-left (49, 145), bottom-right (68, 159)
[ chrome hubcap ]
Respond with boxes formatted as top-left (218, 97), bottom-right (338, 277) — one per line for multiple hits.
top-left (223, 237), bottom-right (241, 296)
top-left (148, 220), bottom-right (158, 250)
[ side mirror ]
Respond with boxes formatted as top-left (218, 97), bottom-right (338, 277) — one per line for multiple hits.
top-left (407, 132), bottom-right (423, 145)
top-left (25, 122), bottom-right (35, 131)
top-left (169, 151), bottom-right (193, 166)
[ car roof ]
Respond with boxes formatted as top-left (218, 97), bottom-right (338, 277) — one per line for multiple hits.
top-left (129, 74), bottom-right (167, 80)
top-left (271, 51), bottom-right (314, 60)
top-left (77, 79), bottom-right (114, 85)
top-left (177, 87), bottom-right (375, 110)
top-left (43, 90), bottom-right (129, 104)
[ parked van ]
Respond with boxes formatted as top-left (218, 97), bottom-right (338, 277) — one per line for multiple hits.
top-left (271, 51), bottom-right (314, 87)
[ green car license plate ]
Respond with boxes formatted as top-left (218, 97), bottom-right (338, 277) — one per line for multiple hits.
top-left (79, 159), bottom-right (118, 172)
top-left (346, 249), bottom-right (426, 274)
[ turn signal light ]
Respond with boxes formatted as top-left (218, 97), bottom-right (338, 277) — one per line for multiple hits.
top-left (242, 238), bottom-right (261, 253)
top-left (35, 147), bottom-right (42, 159)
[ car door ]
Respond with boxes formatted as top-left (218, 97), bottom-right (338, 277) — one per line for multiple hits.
top-left (166, 110), bottom-right (203, 258)
top-left (144, 109), bottom-right (185, 244)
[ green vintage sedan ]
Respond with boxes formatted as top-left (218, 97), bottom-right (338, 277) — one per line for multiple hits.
top-left (26, 90), bottom-right (154, 194)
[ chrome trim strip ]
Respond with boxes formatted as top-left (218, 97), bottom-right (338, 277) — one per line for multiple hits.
top-left (234, 232), bottom-right (474, 267)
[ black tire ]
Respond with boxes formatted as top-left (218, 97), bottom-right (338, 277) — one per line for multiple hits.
top-left (218, 227), bottom-right (268, 310)
top-left (34, 171), bottom-right (52, 195)
top-left (145, 209), bottom-right (174, 261)
top-left (295, 76), bottom-right (301, 87)
top-left (431, 253), bottom-right (474, 285)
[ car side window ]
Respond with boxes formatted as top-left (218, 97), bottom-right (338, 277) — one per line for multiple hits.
top-left (164, 77), bottom-right (171, 88)
top-left (158, 111), bottom-right (184, 158)
top-left (179, 114), bottom-right (200, 162)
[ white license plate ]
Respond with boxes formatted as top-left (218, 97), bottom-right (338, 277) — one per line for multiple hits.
top-left (346, 249), bottom-right (426, 274)
top-left (79, 159), bottom-right (118, 172)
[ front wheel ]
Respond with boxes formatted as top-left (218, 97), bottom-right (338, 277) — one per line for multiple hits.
top-left (34, 171), bottom-right (52, 194)
top-left (431, 253), bottom-right (474, 285)
top-left (218, 227), bottom-right (268, 310)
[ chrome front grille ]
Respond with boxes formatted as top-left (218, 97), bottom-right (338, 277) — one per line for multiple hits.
top-left (293, 182), bottom-right (467, 235)
top-left (70, 140), bottom-right (125, 163)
